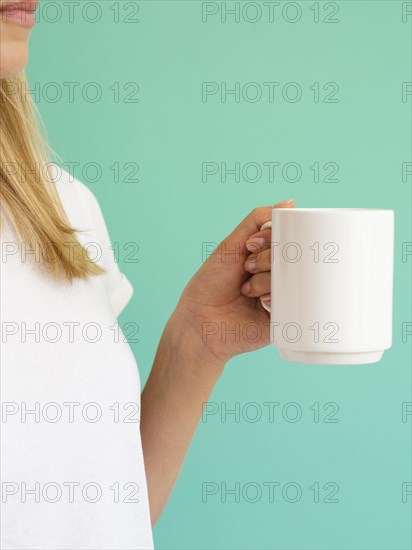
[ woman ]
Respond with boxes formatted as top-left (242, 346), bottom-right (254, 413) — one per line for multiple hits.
top-left (0, 1), bottom-right (295, 548)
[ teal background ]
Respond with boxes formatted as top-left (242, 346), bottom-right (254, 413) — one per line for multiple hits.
top-left (28, 1), bottom-right (411, 548)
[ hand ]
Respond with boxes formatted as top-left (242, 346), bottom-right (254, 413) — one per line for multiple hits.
top-left (143, 198), bottom-right (295, 520)
top-left (168, 199), bottom-right (295, 366)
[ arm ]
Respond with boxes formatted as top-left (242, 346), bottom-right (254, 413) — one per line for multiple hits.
top-left (140, 316), bottom-right (224, 525)
top-left (140, 199), bottom-right (295, 524)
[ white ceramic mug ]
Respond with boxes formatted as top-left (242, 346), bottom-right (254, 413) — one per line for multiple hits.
top-left (259, 208), bottom-right (394, 365)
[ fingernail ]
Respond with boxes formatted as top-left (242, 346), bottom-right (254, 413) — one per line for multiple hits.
top-left (246, 238), bottom-right (264, 252)
top-left (241, 280), bottom-right (251, 295)
top-left (275, 199), bottom-right (295, 207)
top-left (245, 257), bottom-right (256, 270)
top-left (260, 293), bottom-right (271, 302)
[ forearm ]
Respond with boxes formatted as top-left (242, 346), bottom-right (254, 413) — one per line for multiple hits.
top-left (140, 314), bottom-right (225, 525)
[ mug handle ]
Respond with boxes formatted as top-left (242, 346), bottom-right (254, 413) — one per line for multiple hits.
top-left (257, 220), bottom-right (272, 313)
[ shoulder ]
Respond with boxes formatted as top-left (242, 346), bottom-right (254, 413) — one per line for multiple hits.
top-left (50, 164), bottom-right (102, 227)
top-left (49, 164), bottom-right (134, 316)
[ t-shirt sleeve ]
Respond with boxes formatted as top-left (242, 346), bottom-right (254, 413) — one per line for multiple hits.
top-left (54, 167), bottom-right (134, 318)
top-left (91, 199), bottom-right (134, 317)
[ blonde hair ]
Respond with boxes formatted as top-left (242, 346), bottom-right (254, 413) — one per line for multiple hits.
top-left (0, 71), bottom-right (103, 281)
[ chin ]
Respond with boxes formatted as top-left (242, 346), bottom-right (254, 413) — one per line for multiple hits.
top-left (0, 40), bottom-right (29, 78)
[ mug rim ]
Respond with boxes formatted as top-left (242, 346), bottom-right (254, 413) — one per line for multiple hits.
top-left (273, 208), bottom-right (394, 213)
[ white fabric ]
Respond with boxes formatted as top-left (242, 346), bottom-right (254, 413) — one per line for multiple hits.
top-left (0, 168), bottom-right (154, 549)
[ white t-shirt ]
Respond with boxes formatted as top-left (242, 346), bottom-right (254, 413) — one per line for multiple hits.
top-left (0, 167), bottom-right (154, 549)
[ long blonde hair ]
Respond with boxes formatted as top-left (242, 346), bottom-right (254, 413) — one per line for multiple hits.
top-left (0, 71), bottom-right (103, 281)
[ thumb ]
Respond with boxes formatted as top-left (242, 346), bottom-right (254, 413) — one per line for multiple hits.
top-left (192, 199), bottom-right (295, 302)
top-left (206, 199), bottom-right (295, 282)
top-left (223, 199), bottom-right (295, 256)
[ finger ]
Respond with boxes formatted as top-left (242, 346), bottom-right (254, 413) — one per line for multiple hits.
top-left (240, 272), bottom-right (271, 297)
top-left (244, 247), bottom-right (271, 274)
top-left (223, 199), bottom-right (295, 257)
top-left (242, 228), bottom-right (272, 255)
top-left (206, 199), bottom-right (295, 292)
top-left (245, 199), bottom-right (295, 252)
top-left (274, 198), bottom-right (295, 208)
